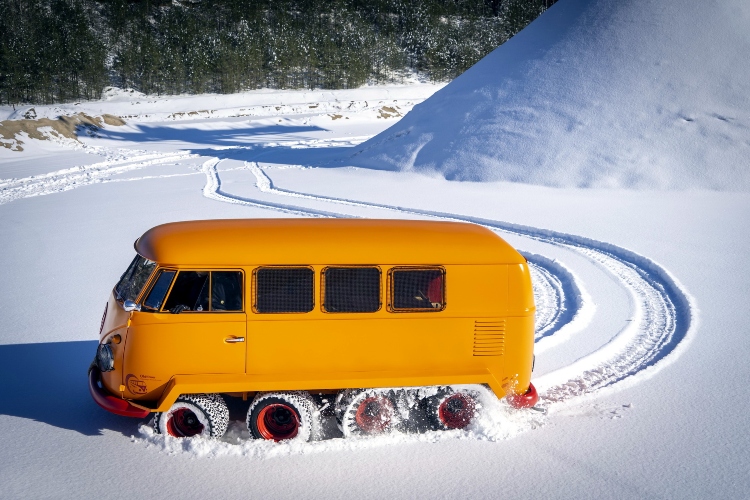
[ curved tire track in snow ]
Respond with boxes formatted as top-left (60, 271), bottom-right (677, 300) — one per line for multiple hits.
top-left (0, 151), bottom-right (196, 205)
top-left (202, 160), bottom-right (697, 407)
top-left (200, 158), bottom-right (343, 218)
top-left (524, 252), bottom-right (594, 344)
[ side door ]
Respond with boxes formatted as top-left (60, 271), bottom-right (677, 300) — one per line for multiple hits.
top-left (125, 269), bottom-right (246, 398)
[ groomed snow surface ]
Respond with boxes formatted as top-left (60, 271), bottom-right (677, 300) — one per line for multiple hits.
top-left (1, 0), bottom-right (750, 498)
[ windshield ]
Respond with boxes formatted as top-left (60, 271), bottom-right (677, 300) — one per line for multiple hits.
top-left (115, 255), bottom-right (156, 303)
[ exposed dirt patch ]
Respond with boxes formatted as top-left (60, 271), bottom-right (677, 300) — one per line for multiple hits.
top-left (102, 114), bottom-right (126, 126)
top-left (378, 106), bottom-right (402, 119)
top-left (0, 113), bottom-right (125, 151)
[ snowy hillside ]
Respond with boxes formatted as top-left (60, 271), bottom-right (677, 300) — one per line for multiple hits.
top-left (352, 0), bottom-right (750, 190)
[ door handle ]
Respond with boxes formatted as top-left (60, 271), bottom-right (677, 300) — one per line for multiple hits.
top-left (224, 336), bottom-right (245, 343)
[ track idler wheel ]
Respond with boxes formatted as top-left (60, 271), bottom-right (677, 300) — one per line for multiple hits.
top-left (506, 382), bottom-right (539, 409)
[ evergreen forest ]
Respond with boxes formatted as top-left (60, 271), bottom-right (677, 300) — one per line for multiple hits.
top-left (1, 0), bottom-right (555, 105)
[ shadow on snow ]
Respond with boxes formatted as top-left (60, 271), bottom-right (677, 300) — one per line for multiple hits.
top-left (97, 123), bottom-right (327, 148)
top-left (95, 123), bottom-right (377, 169)
top-left (0, 340), bottom-right (141, 436)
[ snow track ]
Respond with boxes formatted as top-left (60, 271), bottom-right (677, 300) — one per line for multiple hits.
top-left (0, 150), bottom-right (197, 205)
top-left (0, 146), bottom-right (697, 448)
top-left (202, 159), bottom-right (697, 408)
top-left (524, 252), bottom-right (592, 344)
top-left (0, 151), bottom-right (697, 408)
top-left (200, 158), bottom-right (341, 218)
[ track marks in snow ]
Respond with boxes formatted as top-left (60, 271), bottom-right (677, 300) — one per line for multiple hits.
top-left (0, 151), bottom-right (197, 205)
top-left (525, 252), bottom-right (593, 346)
top-left (201, 158), bottom-right (344, 218)
top-left (1, 144), bottom-right (696, 448)
top-left (202, 160), bottom-right (697, 408)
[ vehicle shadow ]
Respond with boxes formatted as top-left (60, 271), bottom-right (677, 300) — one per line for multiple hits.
top-left (0, 341), bottom-right (434, 441)
top-left (0, 341), bottom-right (143, 437)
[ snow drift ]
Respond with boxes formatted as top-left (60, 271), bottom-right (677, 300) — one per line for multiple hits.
top-left (350, 0), bottom-right (750, 190)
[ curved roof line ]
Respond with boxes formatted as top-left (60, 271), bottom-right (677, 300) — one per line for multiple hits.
top-left (135, 219), bottom-right (524, 266)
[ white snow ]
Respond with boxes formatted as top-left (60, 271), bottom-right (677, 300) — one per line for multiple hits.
top-left (1, 0), bottom-right (749, 498)
top-left (351, 0), bottom-right (750, 190)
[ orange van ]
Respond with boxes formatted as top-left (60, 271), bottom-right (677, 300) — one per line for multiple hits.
top-left (89, 219), bottom-right (538, 441)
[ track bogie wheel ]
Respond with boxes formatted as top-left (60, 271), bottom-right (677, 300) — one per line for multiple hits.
top-left (424, 388), bottom-right (478, 431)
top-left (338, 389), bottom-right (399, 437)
top-left (154, 393), bottom-right (229, 438)
top-left (247, 392), bottom-right (318, 442)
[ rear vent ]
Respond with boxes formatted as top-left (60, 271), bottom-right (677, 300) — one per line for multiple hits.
top-left (473, 319), bottom-right (505, 356)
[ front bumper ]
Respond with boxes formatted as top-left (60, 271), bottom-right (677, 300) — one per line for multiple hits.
top-left (88, 367), bottom-right (150, 418)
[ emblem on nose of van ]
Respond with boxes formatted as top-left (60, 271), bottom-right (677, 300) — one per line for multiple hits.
top-left (125, 374), bottom-right (148, 395)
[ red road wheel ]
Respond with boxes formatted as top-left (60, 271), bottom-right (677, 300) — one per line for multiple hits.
top-left (166, 408), bottom-right (204, 437)
top-left (247, 393), bottom-right (316, 442)
top-left (437, 393), bottom-right (476, 430)
top-left (354, 396), bottom-right (395, 434)
top-left (256, 403), bottom-right (300, 441)
top-left (154, 394), bottom-right (229, 438)
top-left (507, 383), bottom-right (539, 409)
top-left (338, 390), bottom-right (399, 437)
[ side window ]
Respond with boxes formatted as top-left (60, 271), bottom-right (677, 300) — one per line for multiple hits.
top-left (143, 270), bottom-right (176, 311)
top-left (389, 268), bottom-right (445, 312)
top-left (255, 267), bottom-right (314, 313)
top-left (212, 271), bottom-right (243, 311)
top-left (323, 267), bottom-right (380, 313)
top-left (163, 271), bottom-right (210, 312)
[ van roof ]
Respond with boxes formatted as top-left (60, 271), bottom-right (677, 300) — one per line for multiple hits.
top-left (135, 219), bottom-right (525, 266)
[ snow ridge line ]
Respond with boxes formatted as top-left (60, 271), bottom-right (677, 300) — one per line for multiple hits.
top-left (0, 152), bottom-right (196, 205)
top-left (215, 161), bottom-right (697, 406)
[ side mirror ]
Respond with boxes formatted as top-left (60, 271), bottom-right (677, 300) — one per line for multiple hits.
top-left (123, 300), bottom-right (141, 312)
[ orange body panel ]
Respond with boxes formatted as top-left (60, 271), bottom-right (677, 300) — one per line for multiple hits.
top-left (96, 219), bottom-right (535, 412)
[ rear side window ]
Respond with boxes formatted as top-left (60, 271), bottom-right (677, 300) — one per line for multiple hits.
top-left (255, 267), bottom-right (314, 313)
top-left (389, 268), bottom-right (445, 312)
top-left (323, 267), bottom-right (380, 313)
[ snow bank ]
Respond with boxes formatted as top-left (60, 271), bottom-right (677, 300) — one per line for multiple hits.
top-left (351, 0), bottom-right (750, 190)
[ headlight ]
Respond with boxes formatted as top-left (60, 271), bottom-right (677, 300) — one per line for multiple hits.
top-left (96, 344), bottom-right (114, 372)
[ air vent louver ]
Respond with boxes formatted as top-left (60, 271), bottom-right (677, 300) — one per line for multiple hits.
top-left (473, 319), bottom-right (505, 356)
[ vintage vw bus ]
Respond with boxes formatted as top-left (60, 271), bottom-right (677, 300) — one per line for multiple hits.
top-left (89, 219), bottom-right (537, 441)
